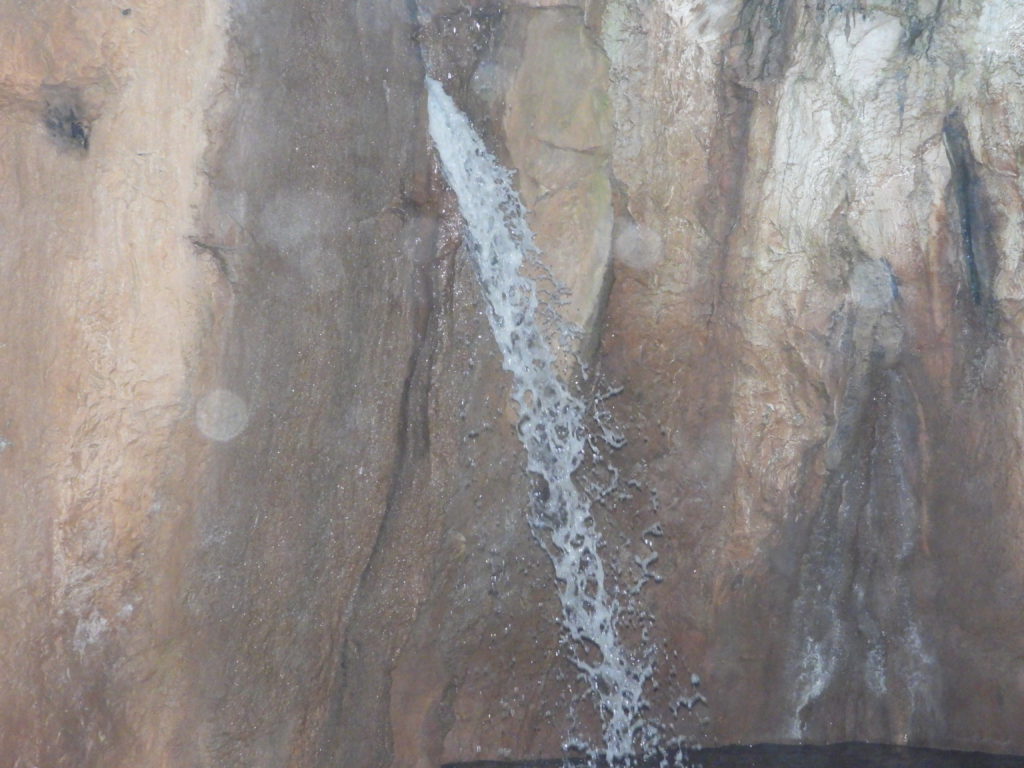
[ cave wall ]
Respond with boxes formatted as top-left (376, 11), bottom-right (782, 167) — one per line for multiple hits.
top-left (598, 0), bottom-right (1024, 751)
top-left (0, 0), bottom-right (227, 763)
top-left (2, 0), bottom-right (1023, 765)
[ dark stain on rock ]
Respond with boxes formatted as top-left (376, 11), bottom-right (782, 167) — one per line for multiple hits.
top-left (707, 0), bottom-right (798, 246)
top-left (730, 0), bottom-right (798, 84)
top-left (190, 237), bottom-right (237, 284)
top-left (904, 8), bottom-right (940, 55)
top-left (786, 361), bottom-right (935, 741)
top-left (765, 224), bottom-right (943, 741)
top-left (696, 0), bottom-right (799, 391)
top-left (43, 94), bottom-right (90, 151)
top-left (942, 109), bottom-right (993, 308)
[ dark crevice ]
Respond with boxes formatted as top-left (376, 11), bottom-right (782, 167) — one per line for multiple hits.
top-left (42, 90), bottom-right (91, 152)
top-left (730, 0), bottom-right (799, 85)
top-left (702, 0), bottom-right (798, 323)
top-left (697, 76), bottom-right (754, 329)
top-left (942, 109), bottom-right (993, 309)
top-left (322, 198), bottom-right (447, 766)
top-left (904, 0), bottom-right (944, 56)
top-left (190, 237), bottom-right (238, 284)
top-left (578, 172), bottom-right (627, 371)
top-left (327, 318), bottom-right (430, 761)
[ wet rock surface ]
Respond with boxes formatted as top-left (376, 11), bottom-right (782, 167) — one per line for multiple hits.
top-left (2, 0), bottom-right (1024, 766)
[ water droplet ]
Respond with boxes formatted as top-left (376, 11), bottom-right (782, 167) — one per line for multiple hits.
top-left (196, 389), bottom-right (249, 441)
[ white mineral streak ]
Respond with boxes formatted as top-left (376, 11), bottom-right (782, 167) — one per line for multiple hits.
top-left (426, 76), bottom-right (652, 764)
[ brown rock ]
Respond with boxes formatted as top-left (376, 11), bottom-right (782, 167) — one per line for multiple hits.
top-left (4, 0), bottom-right (1024, 765)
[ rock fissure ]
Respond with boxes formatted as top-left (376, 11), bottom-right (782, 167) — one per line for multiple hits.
top-left (942, 108), bottom-right (993, 309)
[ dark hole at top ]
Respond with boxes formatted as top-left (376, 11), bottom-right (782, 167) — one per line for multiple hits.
top-left (44, 103), bottom-right (90, 151)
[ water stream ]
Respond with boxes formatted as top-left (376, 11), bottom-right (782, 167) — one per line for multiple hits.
top-left (426, 77), bottom-right (656, 765)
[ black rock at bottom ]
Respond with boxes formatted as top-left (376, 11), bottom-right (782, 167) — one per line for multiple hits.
top-left (444, 742), bottom-right (1024, 768)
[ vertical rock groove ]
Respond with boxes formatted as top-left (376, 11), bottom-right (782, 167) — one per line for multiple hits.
top-left (320, 206), bottom-right (450, 768)
top-left (942, 109), bottom-right (993, 309)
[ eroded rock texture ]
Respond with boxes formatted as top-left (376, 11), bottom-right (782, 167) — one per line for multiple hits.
top-left (598, 0), bottom-right (1024, 752)
top-left (2, 0), bottom-right (1023, 765)
top-left (0, 0), bottom-right (227, 763)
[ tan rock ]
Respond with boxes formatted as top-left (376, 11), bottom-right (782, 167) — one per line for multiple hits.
top-left (501, 8), bottom-right (614, 355)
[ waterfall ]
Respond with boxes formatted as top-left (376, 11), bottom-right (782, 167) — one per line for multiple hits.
top-left (426, 76), bottom-right (654, 764)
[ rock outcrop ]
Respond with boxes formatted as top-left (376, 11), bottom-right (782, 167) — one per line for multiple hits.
top-left (2, 0), bottom-right (1023, 765)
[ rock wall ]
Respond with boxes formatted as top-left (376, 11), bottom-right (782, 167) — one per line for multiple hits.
top-left (2, 0), bottom-right (1023, 765)
top-left (599, 0), bottom-right (1024, 751)
top-left (0, 0), bottom-right (227, 763)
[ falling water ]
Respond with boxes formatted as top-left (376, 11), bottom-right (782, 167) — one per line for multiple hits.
top-left (426, 77), bottom-right (654, 764)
